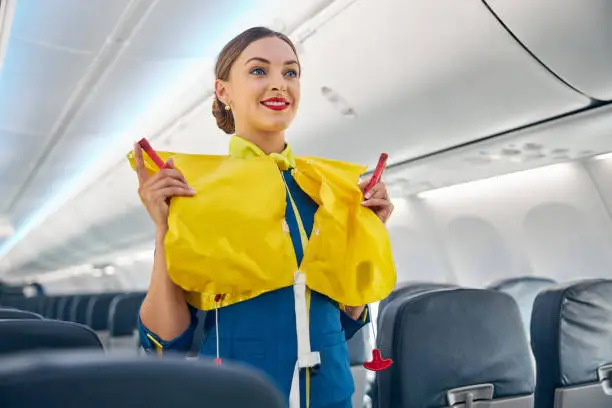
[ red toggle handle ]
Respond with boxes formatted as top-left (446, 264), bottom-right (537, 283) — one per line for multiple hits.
top-left (364, 153), bottom-right (388, 195)
top-left (363, 348), bottom-right (393, 372)
top-left (138, 138), bottom-right (169, 170)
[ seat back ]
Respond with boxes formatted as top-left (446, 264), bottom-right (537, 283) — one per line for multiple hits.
top-left (531, 279), bottom-right (612, 408)
top-left (107, 292), bottom-right (145, 353)
top-left (71, 295), bottom-right (94, 323)
top-left (108, 292), bottom-right (145, 337)
top-left (87, 293), bottom-right (121, 345)
top-left (0, 351), bottom-right (286, 408)
top-left (0, 320), bottom-right (103, 356)
top-left (488, 276), bottom-right (556, 338)
top-left (377, 288), bottom-right (534, 408)
top-left (54, 296), bottom-right (69, 320)
top-left (61, 296), bottom-right (79, 321)
top-left (188, 308), bottom-right (208, 357)
top-left (0, 308), bottom-right (43, 320)
top-left (42, 296), bottom-right (59, 318)
top-left (377, 282), bottom-right (458, 331)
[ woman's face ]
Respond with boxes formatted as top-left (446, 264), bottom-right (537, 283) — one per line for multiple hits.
top-left (217, 37), bottom-right (301, 134)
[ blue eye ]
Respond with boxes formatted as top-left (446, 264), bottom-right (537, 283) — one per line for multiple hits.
top-left (285, 69), bottom-right (298, 78)
top-left (250, 67), bottom-right (266, 76)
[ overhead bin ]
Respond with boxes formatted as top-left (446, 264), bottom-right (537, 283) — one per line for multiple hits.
top-left (288, 0), bottom-right (590, 165)
top-left (484, 0), bottom-right (612, 101)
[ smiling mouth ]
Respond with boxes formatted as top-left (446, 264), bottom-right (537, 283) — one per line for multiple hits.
top-left (261, 97), bottom-right (290, 111)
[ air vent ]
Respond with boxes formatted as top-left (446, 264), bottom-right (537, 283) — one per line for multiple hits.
top-left (501, 147), bottom-right (521, 156)
top-left (523, 142), bottom-right (543, 151)
top-left (320, 86), bottom-right (356, 117)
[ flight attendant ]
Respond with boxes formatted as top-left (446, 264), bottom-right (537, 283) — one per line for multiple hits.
top-left (131, 26), bottom-right (395, 408)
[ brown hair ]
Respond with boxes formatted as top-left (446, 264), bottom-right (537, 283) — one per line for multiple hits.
top-left (212, 26), bottom-right (299, 134)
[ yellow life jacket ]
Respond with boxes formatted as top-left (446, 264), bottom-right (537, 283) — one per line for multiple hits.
top-left (127, 135), bottom-right (396, 310)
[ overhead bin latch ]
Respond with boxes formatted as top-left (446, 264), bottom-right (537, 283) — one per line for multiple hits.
top-left (447, 383), bottom-right (494, 408)
top-left (598, 363), bottom-right (612, 396)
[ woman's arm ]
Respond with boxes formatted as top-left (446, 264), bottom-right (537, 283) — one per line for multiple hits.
top-left (139, 227), bottom-right (192, 341)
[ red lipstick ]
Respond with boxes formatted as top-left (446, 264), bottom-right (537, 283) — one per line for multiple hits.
top-left (261, 97), bottom-right (290, 111)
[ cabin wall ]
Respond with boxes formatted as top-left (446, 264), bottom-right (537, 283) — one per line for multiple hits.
top-left (388, 156), bottom-right (612, 287)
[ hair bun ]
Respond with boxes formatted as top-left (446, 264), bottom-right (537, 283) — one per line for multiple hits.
top-left (212, 98), bottom-right (235, 134)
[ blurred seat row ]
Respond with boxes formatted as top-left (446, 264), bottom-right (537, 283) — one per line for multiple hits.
top-left (0, 291), bottom-right (146, 354)
top-left (0, 277), bottom-right (610, 407)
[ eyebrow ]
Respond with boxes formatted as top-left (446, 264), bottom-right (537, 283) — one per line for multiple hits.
top-left (245, 57), bottom-right (299, 66)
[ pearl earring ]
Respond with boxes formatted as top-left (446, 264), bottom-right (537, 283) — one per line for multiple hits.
top-left (225, 104), bottom-right (231, 111)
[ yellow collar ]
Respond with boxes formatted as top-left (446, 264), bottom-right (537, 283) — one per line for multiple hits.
top-left (229, 135), bottom-right (296, 171)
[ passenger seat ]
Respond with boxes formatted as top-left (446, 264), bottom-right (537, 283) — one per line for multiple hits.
top-left (0, 320), bottom-right (103, 356)
top-left (0, 351), bottom-right (286, 408)
top-left (488, 276), bottom-right (556, 339)
top-left (376, 288), bottom-right (534, 407)
top-left (107, 292), bottom-right (145, 353)
top-left (531, 279), bottom-right (612, 408)
top-left (86, 293), bottom-right (121, 346)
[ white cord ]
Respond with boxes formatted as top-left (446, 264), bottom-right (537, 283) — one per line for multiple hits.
top-left (215, 305), bottom-right (220, 360)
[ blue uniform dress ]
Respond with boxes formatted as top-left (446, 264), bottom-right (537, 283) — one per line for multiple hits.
top-left (138, 168), bottom-right (370, 408)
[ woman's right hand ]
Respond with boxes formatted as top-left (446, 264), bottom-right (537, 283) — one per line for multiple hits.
top-left (133, 142), bottom-right (195, 230)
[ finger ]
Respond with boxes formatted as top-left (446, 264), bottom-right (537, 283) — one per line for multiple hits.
top-left (133, 142), bottom-right (149, 185)
top-left (148, 177), bottom-right (192, 193)
top-left (145, 168), bottom-right (189, 188)
top-left (363, 182), bottom-right (387, 200)
top-left (361, 198), bottom-right (392, 208)
top-left (153, 186), bottom-right (196, 201)
top-left (160, 168), bottom-right (189, 186)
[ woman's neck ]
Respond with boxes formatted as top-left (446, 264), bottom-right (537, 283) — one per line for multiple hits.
top-left (236, 128), bottom-right (286, 154)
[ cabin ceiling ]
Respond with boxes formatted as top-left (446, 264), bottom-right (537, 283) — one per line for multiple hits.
top-left (0, 0), bottom-right (611, 280)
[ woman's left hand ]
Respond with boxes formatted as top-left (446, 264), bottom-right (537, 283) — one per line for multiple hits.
top-left (360, 180), bottom-right (394, 224)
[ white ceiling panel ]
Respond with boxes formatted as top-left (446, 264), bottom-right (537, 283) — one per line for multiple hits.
top-left (484, 0), bottom-right (612, 101)
top-left (125, 0), bottom-right (247, 60)
top-left (68, 58), bottom-right (198, 135)
top-left (11, 0), bottom-right (131, 53)
top-left (0, 130), bottom-right (43, 215)
top-left (0, 38), bottom-right (93, 135)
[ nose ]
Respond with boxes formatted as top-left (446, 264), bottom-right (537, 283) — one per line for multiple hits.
top-left (270, 71), bottom-right (288, 93)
